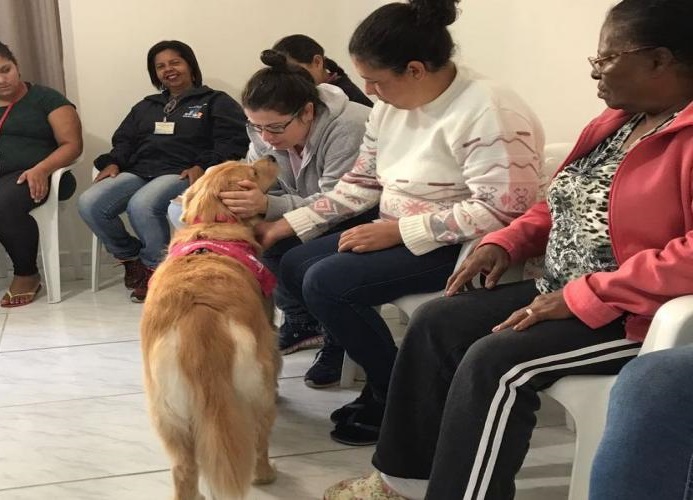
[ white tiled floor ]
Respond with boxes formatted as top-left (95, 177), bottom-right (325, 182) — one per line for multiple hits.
top-left (0, 271), bottom-right (574, 499)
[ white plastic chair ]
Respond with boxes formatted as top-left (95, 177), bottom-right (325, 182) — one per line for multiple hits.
top-left (340, 143), bottom-right (574, 387)
top-left (544, 296), bottom-right (693, 500)
top-left (27, 164), bottom-right (83, 303)
top-left (91, 232), bottom-right (104, 292)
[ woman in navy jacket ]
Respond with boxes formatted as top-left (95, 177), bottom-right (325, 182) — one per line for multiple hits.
top-left (78, 40), bottom-right (248, 302)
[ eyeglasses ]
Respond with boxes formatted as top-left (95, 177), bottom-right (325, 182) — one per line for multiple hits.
top-left (246, 110), bottom-right (300, 135)
top-left (588, 46), bottom-right (657, 73)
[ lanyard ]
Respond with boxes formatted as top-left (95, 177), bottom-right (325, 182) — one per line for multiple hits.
top-left (0, 102), bottom-right (15, 135)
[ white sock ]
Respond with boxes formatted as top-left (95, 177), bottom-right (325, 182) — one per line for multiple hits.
top-left (380, 472), bottom-right (428, 500)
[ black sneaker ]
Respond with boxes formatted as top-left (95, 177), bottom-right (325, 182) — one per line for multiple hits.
top-left (330, 397), bottom-right (385, 446)
top-left (330, 385), bottom-right (372, 424)
top-left (304, 340), bottom-right (344, 389)
top-left (278, 319), bottom-right (324, 355)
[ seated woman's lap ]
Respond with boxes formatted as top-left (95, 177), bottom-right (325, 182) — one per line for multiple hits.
top-left (280, 232), bottom-right (460, 307)
top-left (126, 174), bottom-right (189, 218)
top-left (78, 172), bottom-right (149, 217)
top-left (0, 171), bottom-right (43, 216)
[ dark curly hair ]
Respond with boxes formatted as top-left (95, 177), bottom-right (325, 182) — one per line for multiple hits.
top-left (146, 40), bottom-right (203, 90)
top-left (0, 41), bottom-right (18, 65)
top-left (241, 49), bottom-right (323, 115)
top-left (607, 0), bottom-right (693, 68)
top-left (348, 0), bottom-right (460, 73)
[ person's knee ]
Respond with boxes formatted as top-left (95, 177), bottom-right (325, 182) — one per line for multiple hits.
top-left (301, 261), bottom-right (339, 304)
top-left (77, 187), bottom-right (100, 221)
top-left (167, 200), bottom-right (185, 230)
top-left (611, 349), bottom-right (691, 411)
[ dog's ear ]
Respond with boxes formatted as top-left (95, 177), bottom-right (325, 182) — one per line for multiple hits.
top-left (181, 165), bottom-right (239, 224)
top-left (252, 157), bottom-right (280, 192)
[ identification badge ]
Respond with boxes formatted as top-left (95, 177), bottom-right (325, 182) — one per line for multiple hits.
top-left (154, 121), bottom-right (175, 135)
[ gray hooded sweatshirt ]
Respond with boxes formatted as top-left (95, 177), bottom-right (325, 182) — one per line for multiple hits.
top-left (246, 84), bottom-right (371, 221)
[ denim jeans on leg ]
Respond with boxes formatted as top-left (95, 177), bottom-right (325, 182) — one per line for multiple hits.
top-left (280, 231), bottom-right (460, 397)
top-left (590, 345), bottom-right (693, 500)
top-left (78, 173), bottom-right (188, 268)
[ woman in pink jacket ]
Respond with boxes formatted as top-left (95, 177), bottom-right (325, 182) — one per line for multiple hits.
top-left (324, 0), bottom-right (693, 498)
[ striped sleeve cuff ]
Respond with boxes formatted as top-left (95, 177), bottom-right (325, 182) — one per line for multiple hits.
top-left (399, 215), bottom-right (443, 256)
top-left (283, 207), bottom-right (327, 242)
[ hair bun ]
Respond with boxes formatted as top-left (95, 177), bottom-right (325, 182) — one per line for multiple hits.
top-left (260, 49), bottom-right (289, 70)
top-left (411, 0), bottom-right (459, 27)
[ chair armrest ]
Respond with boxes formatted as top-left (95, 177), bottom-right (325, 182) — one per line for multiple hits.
top-left (50, 166), bottom-right (73, 193)
top-left (641, 295), bottom-right (693, 354)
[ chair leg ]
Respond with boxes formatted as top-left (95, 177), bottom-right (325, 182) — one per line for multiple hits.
top-left (34, 205), bottom-right (62, 303)
top-left (91, 235), bottom-right (101, 292)
top-left (340, 353), bottom-right (358, 388)
top-left (544, 376), bottom-right (616, 500)
top-left (60, 204), bottom-right (84, 280)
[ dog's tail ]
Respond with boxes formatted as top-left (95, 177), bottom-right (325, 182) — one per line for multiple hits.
top-left (148, 306), bottom-right (260, 499)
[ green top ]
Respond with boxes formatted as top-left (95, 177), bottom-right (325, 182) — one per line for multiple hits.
top-left (0, 83), bottom-right (74, 174)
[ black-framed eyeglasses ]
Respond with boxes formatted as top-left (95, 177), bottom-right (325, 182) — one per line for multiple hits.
top-left (246, 110), bottom-right (301, 135)
top-left (588, 46), bottom-right (657, 73)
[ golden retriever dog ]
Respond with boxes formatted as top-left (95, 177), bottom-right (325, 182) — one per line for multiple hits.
top-left (141, 158), bottom-right (281, 500)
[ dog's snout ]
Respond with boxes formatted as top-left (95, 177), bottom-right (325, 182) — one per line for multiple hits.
top-left (265, 155), bottom-right (277, 163)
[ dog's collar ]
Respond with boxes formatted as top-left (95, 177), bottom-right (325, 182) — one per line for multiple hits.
top-left (168, 240), bottom-right (276, 297)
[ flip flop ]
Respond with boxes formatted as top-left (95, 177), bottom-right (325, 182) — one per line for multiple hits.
top-left (1, 283), bottom-right (42, 308)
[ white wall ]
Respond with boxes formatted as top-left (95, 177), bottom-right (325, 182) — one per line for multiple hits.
top-left (57, 0), bottom-right (614, 254)
top-left (452, 0), bottom-right (615, 143)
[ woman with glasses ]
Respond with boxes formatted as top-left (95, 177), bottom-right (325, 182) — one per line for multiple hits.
top-left (318, 0), bottom-right (693, 498)
top-left (256, 0), bottom-right (544, 451)
top-left (174, 49), bottom-right (371, 378)
top-left (78, 40), bottom-right (248, 303)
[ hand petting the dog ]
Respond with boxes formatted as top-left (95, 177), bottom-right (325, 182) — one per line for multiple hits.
top-left (180, 165), bottom-right (204, 186)
top-left (220, 179), bottom-right (269, 218)
top-left (338, 221), bottom-right (402, 253)
top-left (254, 218), bottom-right (295, 249)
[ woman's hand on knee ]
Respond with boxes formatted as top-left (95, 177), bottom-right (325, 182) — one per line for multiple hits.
top-left (179, 165), bottom-right (204, 185)
top-left (337, 221), bottom-right (402, 253)
top-left (492, 289), bottom-right (574, 332)
top-left (17, 166), bottom-right (50, 202)
top-left (445, 244), bottom-right (510, 296)
top-left (94, 164), bottom-right (120, 183)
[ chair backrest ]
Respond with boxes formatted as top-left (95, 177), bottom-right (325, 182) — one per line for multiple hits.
top-left (543, 143), bottom-right (573, 178)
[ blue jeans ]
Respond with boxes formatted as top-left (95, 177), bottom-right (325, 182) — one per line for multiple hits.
top-left (590, 346), bottom-right (693, 500)
top-left (280, 232), bottom-right (460, 396)
top-left (78, 173), bottom-right (188, 268)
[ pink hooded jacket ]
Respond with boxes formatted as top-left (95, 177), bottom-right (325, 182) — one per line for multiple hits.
top-left (481, 103), bottom-right (693, 341)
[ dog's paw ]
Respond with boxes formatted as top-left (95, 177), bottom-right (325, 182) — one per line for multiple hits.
top-left (252, 461), bottom-right (277, 485)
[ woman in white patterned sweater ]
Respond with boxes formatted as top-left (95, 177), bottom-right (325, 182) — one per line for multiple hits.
top-left (255, 0), bottom-right (544, 446)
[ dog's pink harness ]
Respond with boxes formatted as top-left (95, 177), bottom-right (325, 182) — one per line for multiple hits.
top-left (168, 240), bottom-right (276, 297)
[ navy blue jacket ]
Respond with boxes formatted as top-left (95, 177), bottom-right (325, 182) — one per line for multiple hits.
top-left (94, 85), bottom-right (249, 177)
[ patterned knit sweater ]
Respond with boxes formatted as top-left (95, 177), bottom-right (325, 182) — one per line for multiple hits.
top-left (283, 66), bottom-right (545, 255)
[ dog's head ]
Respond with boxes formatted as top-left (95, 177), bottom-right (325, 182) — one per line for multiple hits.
top-left (180, 157), bottom-right (278, 225)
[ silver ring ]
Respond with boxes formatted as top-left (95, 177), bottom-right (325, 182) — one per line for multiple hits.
top-left (525, 308), bottom-right (534, 316)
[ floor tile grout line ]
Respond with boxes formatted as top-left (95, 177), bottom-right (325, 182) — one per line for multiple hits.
top-left (0, 391), bottom-right (146, 409)
top-left (0, 338), bottom-right (140, 354)
top-left (0, 375), bottom-right (309, 410)
top-left (0, 468), bottom-right (171, 492)
top-left (0, 447), bottom-right (373, 492)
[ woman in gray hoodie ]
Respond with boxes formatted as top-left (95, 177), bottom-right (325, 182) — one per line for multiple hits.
top-left (219, 50), bottom-right (372, 386)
